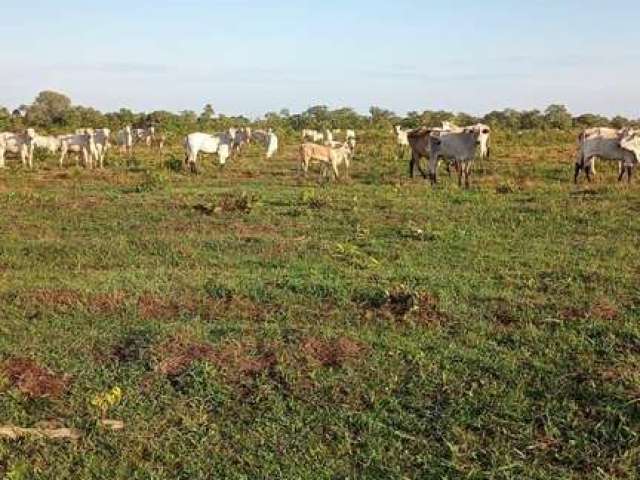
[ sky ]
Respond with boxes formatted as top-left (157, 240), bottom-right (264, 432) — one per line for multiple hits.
top-left (1, 0), bottom-right (638, 118)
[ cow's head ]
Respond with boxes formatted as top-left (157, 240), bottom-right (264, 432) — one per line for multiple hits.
top-left (620, 130), bottom-right (640, 165)
top-left (470, 124), bottom-right (491, 158)
top-left (25, 128), bottom-right (36, 139)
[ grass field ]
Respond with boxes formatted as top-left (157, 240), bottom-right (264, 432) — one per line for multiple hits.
top-left (1, 131), bottom-right (639, 479)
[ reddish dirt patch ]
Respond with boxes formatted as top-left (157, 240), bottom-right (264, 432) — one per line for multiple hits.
top-left (137, 293), bottom-right (198, 320)
top-left (153, 337), bottom-right (278, 379)
top-left (1, 357), bottom-right (70, 398)
top-left (154, 338), bottom-right (216, 376)
top-left (29, 289), bottom-right (83, 312)
top-left (561, 299), bottom-right (619, 322)
top-left (301, 337), bottom-right (367, 367)
top-left (590, 298), bottom-right (619, 321)
top-left (560, 306), bottom-right (587, 321)
top-left (87, 291), bottom-right (128, 315)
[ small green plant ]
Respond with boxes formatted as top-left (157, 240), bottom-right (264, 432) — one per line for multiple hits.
top-left (133, 170), bottom-right (170, 193)
top-left (164, 155), bottom-right (184, 173)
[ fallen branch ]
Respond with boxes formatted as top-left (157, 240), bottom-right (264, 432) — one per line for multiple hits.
top-left (0, 425), bottom-right (81, 441)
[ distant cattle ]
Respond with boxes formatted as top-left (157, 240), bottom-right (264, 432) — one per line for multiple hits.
top-left (266, 131), bottom-right (278, 159)
top-left (0, 129), bottom-right (36, 168)
top-left (133, 127), bottom-right (155, 147)
top-left (302, 129), bottom-right (324, 143)
top-left (59, 131), bottom-right (96, 168)
top-left (116, 126), bottom-right (134, 154)
top-left (33, 135), bottom-right (62, 155)
top-left (77, 128), bottom-right (110, 168)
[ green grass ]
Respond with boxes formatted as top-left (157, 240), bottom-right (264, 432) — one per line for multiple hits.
top-left (1, 132), bottom-right (639, 479)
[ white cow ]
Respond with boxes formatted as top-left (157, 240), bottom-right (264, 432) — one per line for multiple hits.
top-left (299, 142), bottom-right (352, 180)
top-left (77, 128), bottom-right (110, 167)
top-left (427, 128), bottom-right (489, 188)
top-left (59, 131), bottom-right (97, 168)
top-left (184, 132), bottom-right (233, 173)
top-left (575, 128), bottom-right (639, 183)
top-left (33, 135), bottom-right (61, 155)
top-left (266, 131), bottom-right (278, 159)
top-left (116, 126), bottom-right (134, 154)
top-left (0, 129), bottom-right (36, 168)
top-left (323, 129), bottom-right (334, 145)
top-left (345, 129), bottom-right (356, 151)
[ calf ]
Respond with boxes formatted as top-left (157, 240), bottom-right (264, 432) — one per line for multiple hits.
top-left (299, 142), bottom-right (352, 180)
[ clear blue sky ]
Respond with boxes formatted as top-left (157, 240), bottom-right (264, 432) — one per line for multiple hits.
top-left (1, 0), bottom-right (638, 118)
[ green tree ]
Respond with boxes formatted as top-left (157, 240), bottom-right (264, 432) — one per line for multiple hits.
top-left (544, 104), bottom-right (573, 130)
top-left (26, 90), bottom-right (72, 126)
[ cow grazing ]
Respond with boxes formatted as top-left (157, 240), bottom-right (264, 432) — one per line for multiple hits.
top-left (59, 131), bottom-right (97, 168)
top-left (428, 128), bottom-right (489, 188)
top-left (0, 129), bottom-right (36, 168)
top-left (575, 128), bottom-right (639, 183)
top-left (184, 132), bottom-right (233, 173)
top-left (299, 142), bottom-right (352, 180)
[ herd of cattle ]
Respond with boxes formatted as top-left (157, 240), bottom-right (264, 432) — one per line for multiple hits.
top-left (0, 121), bottom-right (639, 187)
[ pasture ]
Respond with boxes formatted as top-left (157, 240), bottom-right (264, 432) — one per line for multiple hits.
top-left (1, 130), bottom-right (639, 479)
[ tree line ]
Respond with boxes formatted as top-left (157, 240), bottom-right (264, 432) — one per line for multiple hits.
top-left (1, 91), bottom-right (637, 136)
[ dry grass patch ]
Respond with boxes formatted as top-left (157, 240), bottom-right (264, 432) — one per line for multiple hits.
top-left (1, 357), bottom-right (70, 398)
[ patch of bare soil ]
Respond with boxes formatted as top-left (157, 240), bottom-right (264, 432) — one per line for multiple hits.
top-left (301, 337), bottom-right (367, 367)
top-left (1, 357), bottom-right (70, 398)
top-left (561, 298), bottom-right (619, 321)
top-left (362, 288), bottom-right (448, 325)
top-left (153, 337), bottom-right (278, 379)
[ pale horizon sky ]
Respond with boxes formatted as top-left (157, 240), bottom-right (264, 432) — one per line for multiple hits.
top-left (1, 0), bottom-right (638, 118)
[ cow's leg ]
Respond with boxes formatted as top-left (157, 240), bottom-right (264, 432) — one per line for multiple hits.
top-left (618, 164), bottom-right (626, 182)
top-left (574, 163), bottom-right (582, 184)
top-left (332, 161), bottom-right (340, 181)
top-left (409, 152), bottom-right (416, 178)
top-left (627, 166), bottom-right (633, 184)
top-left (0, 147), bottom-right (5, 168)
top-left (458, 164), bottom-right (463, 187)
top-left (464, 163), bottom-right (471, 189)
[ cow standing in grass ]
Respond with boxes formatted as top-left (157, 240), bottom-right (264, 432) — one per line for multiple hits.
top-left (299, 142), bottom-right (352, 181)
top-left (427, 127), bottom-right (491, 189)
top-left (184, 132), bottom-right (233, 173)
top-left (0, 129), bottom-right (37, 168)
top-left (575, 128), bottom-right (640, 183)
